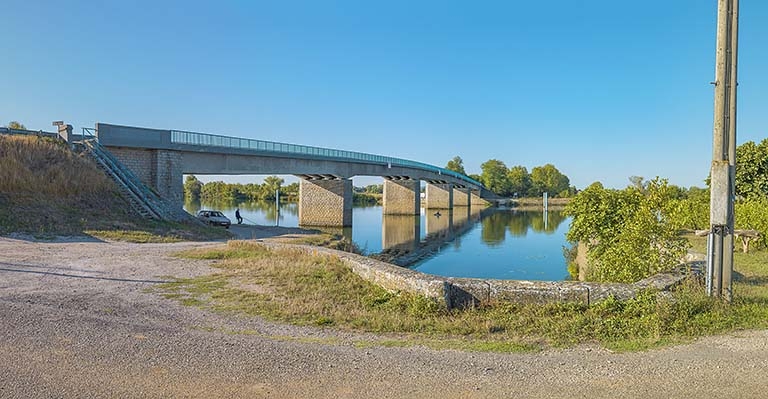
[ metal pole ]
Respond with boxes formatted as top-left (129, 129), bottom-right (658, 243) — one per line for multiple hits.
top-left (707, 0), bottom-right (738, 301)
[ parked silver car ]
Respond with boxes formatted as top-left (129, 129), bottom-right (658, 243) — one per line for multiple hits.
top-left (196, 210), bottom-right (231, 228)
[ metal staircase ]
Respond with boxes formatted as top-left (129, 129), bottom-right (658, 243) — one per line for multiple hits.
top-left (81, 138), bottom-right (165, 220)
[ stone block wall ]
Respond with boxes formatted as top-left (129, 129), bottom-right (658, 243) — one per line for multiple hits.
top-left (108, 147), bottom-right (155, 185)
top-left (470, 192), bottom-right (489, 206)
top-left (256, 241), bottom-right (692, 310)
top-left (155, 150), bottom-right (184, 206)
top-left (383, 179), bottom-right (421, 215)
top-left (426, 183), bottom-right (453, 209)
top-left (106, 147), bottom-right (184, 208)
top-left (299, 178), bottom-right (353, 226)
top-left (453, 188), bottom-right (470, 206)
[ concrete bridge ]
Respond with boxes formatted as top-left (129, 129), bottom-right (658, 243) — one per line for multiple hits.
top-left (96, 123), bottom-right (493, 227)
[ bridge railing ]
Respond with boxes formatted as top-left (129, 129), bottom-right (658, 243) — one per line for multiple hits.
top-left (170, 129), bottom-right (484, 188)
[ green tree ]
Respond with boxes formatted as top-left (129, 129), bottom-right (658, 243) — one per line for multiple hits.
top-left (7, 121), bottom-right (26, 130)
top-left (262, 176), bottom-right (284, 200)
top-left (507, 166), bottom-right (531, 198)
top-left (565, 178), bottom-right (688, 283)
top-left (480, 159), bottom-right (511, 196)
top-left (201, 181), bottom-right (237, 201)
top-left (735, 139), bottom-right (768, 199)
top-left (183, 175), bottom-right (203, 201)
top-left (364, 184), bottom-right (383, 194)
top-left (282, 182), bottom-right (300, 199)
top-left (445, 156), bottom-right (467, 175)
top-left (668, 196), bottom-right (710, 230)
top-left (530, 164), bottom-right (570, 197)
top-left (735, 196), bottom-right (768, 248)
top-left (628, 176), bottom-right (646, 191)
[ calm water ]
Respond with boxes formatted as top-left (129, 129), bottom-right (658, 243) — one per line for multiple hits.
top-left (185, 200), bottom-right (572, 281)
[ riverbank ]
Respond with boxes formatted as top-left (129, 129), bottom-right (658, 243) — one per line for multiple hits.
top-left (511, 197), bottom-right (571, 210)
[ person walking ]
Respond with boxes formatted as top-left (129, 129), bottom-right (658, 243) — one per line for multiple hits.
top-left (235, 208), bottom-right (243, 224)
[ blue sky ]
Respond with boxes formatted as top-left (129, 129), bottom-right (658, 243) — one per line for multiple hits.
top-left (3, 1), bottom-right (766, 189)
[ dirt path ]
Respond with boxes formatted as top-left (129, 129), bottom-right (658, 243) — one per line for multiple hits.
top-left (1, 233), bottom-right (767, 398)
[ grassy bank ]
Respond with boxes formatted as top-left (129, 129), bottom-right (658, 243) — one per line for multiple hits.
top-left (0, 135), bottom-right (229, 241)
top-left (157, 240), bottom-right (768, 352)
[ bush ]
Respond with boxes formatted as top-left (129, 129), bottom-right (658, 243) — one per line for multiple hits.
top-left (565, 178), bottom-right (689, 283)
top-left (735, 196), bottom-right (768, 248)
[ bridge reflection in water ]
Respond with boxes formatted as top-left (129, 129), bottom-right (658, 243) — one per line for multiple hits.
top-left (185, 199), bottom-right (571, 280)
top-left (372, 207), bottom-right (567, 280)
top-left (376, 206), bottom-right (488, 266)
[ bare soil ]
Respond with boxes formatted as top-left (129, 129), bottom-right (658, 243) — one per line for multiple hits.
top-left (2, 228), bottom-right (768, 398)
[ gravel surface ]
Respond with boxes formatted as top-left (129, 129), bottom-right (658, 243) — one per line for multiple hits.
top-left (2, 230), bottom-right (768, 398)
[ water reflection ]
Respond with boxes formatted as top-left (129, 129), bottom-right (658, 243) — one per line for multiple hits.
top-left (483, 210), bottom-right (567, 244)
top-left (184, 199), bottom-right (571, 281)
top-left (377, 207), bottom-right (492, 266)
top-left (382, 215), bottom-right (420, 253)
top-left (412, 209), bottom-right (572, 281)
top-left (186, 199), bottom-right (297, 226)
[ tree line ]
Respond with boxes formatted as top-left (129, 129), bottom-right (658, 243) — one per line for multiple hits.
top-left (184, 175), bottom-right (298, 202)
top-left (445, 156), bottom-right (575, 198)
top-left (185, 176), bottom-right (387, 205)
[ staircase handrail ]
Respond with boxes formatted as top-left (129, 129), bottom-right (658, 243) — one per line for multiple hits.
top-left (83, 140), bottom-right (163, 219)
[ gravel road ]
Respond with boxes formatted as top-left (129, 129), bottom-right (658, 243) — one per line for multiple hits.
top-left (1, 231), bottom-right (768, 398)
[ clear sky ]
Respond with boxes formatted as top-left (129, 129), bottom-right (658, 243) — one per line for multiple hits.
top-left (3, 1), bottom-right (766, 189)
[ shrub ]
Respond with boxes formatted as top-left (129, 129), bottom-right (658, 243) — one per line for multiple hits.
top-left (565, 178), bottom-right (689, 283)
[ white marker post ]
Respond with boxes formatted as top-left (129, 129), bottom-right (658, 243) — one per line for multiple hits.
top-left (275, 189), bottom-right (280, 227)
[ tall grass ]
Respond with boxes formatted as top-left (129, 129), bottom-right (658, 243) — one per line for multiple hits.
top-left (0, 135), bottom-right (132, 234)
top-left (0, 135), bottom-right (229, 240)
top-left (162, 240), bottom-right (768, 352)
top-left (0, 135), bottom-right (115, 200)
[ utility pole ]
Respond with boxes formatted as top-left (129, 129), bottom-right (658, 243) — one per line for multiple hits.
top-left (707, 0), bottom-right (739, 301)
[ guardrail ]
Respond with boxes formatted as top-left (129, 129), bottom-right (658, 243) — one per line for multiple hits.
top-left (170, 129), bottom-right (484, 188)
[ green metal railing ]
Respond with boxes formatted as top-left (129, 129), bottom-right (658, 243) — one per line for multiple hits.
top-left (169, 129), bottom-right (483, 187)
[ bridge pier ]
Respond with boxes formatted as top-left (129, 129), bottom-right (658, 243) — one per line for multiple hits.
top-left (426, 183), bottom-right (453, 209)
top-left (453, 187), bottom-right (471, 207)
top-left (383, 178), bottom-right (421, 215)
top-left (155, 150), bottom-right (184, 206)
top-left (298, 177), bottom-right (352, 227)
top-left (471, 190), bottom-right (489, 207)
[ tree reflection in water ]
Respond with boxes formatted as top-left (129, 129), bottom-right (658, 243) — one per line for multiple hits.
top-left (482, 210), bottom-right (567, 245)
top-left (185, 199), bottom-right (298, 225)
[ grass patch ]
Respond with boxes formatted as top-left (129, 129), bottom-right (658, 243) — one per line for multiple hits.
top-left (85, 219), bottom-right (232, 243)
top-left (290, 233), bottom-right (364, 254)
top-left (156, 240), bottom-right (768, 352)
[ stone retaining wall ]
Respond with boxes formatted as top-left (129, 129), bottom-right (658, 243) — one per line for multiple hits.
top-left (258, 241), bottom-right (697, 309)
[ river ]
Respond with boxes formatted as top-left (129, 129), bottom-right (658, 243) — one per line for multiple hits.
top-left (185, 200), bottom-right (573, 281)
